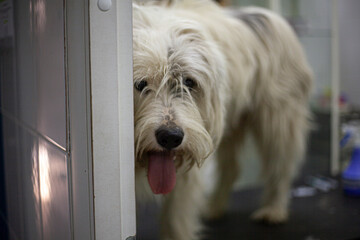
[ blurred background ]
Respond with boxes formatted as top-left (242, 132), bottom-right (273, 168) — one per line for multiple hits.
top-left (0, 0), bottom-right (359, 240)
top-left (212, 0), bottom-right (360, 190)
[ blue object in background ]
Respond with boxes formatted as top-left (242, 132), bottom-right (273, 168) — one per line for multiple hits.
top-left (342, 147), bottom-right (360, 196)
top-left (341, 122), bottom-right (360, 197)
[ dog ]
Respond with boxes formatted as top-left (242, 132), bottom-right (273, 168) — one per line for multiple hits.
top-left (133, 1), bottom-right (313, 239)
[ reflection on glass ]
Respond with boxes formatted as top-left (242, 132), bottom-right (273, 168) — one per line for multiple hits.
top-left (32, 144), bottom-right (39, 202)
top-left (32, 143), bottom-right (51, 203)
top-left (32, 141), bottom-right (71, 239)
top-left (39, 144), bottom-right (51, 202)
top-left (30, 0), bottom-right (47, 33)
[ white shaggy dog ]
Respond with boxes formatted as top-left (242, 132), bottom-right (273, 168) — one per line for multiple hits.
top-left (133, 1), bottom-right (312, 239)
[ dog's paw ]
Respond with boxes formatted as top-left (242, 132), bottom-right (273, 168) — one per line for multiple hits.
top-left (251, 206), bottom-right (288, 224)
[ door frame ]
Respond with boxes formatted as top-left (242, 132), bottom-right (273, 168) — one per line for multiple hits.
top-left (66, 0), bottom-right (95, 239)
top-left (89, 0), bottom-right (136, 239)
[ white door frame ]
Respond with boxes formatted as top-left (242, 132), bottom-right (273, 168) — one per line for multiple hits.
top-left (66, 0), bottom-right (95, 239)
top-left (89, 1), bottom-right (136, 239)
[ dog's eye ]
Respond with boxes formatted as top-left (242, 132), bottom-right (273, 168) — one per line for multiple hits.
top-left (135, 80), bottom-right (147, 92)
top-left (183, 78), bottom-right (195, 89)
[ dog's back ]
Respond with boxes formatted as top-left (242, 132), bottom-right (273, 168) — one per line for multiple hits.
top-left (169, 1), bottom-right (313, 128)
top-left (171, 0), bottom-right (314, 223)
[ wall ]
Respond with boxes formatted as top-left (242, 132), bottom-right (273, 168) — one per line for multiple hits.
top-left (339, 0), bottom-right (360, 107)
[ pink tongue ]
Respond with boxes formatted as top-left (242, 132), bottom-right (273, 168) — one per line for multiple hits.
top-left (147, 152), bottom-right (176, 195)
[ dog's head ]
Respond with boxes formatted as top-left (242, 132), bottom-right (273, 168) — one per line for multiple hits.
top-left (133, 4), bottom-right (227, 194)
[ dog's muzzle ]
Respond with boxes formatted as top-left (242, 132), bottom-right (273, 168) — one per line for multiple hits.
top-left (155, 125), bottom-right (184, 150)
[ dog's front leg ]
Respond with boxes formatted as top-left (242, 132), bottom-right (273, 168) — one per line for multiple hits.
top-left (160, 167), bottom-right (204, 240)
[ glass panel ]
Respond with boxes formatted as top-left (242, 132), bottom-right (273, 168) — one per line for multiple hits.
top-left (0, 0), bottom-right (18, 117)
top-left (33, 0), bottom-right (66, 148)
top-left (1, 116), bottom-right (42, 240)
top-left (0, 1), bottom-right (71, 239)
top-left (38, 139), bottom-right (71, 240)
top-left (0, 116), bottom-right (71, 240)
top-left (11, 0), bottom-right (67, 148)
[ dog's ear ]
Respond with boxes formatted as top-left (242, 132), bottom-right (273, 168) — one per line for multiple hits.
top-left (205, 58), bottom-right (227, 153)
top-left (196, 37), bottom-right (227, 150)
top-left (182, 29), bottom-right (227, 155)
top-left (173, 23), bottom-right (227, 152)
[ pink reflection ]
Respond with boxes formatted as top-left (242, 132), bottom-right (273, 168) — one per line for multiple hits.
top-left (30, 0), bottom-right (46, 33)
top-left (32, 144), bottom-right (51, 202)
top-left (32, 143), bottom-right (51, 207)
top-left (32, 143), bottom-right (51, 230)
top-left (32, 141), bottom-right (70, 237)
top-left (38, 144), bottom-right (51, 202)
top-left (31, 144), bottom-right (39, 202)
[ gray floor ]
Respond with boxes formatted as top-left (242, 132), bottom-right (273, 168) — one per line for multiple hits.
top-left (137, 112), bottom-right (360, 240)
top-left (137, 177), bottom-right (360, 240)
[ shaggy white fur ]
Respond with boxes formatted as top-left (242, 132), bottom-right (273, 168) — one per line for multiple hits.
top-left (133, 1), bottom-right (313, 239)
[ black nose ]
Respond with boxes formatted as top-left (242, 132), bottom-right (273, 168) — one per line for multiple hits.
top-left (155, 125), bottom-right (184, 150)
